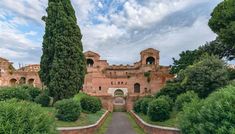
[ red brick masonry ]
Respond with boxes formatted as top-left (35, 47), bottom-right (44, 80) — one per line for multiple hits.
top-left (57, 111), bottom-right (109, 134)
top-left (130, 110), bottom-right (181, 134)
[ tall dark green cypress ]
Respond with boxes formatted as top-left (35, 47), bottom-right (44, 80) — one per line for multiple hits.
top-left (40, 0), bottom-right (86, 102)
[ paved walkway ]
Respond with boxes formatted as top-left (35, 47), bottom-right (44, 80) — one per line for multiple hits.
top-left (105, 112), bottom-right (137, 134)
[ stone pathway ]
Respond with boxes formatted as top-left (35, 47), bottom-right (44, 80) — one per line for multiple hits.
top-left (105, 112), bottom-right (137, 134)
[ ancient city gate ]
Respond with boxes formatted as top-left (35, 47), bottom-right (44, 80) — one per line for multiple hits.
top-left (113, 89), bottom-right (126, 112)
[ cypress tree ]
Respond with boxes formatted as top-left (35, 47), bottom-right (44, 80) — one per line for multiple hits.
top-left (40, 0), bottom-right (86, 102)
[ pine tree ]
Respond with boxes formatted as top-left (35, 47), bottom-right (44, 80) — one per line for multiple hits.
top-left (40, 0), bottom-right (86, 102)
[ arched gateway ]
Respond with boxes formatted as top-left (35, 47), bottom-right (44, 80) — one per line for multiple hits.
top-left (113, 89), bottom-right (126, 112)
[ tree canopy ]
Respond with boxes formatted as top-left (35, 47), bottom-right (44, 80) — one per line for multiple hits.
top-left (208, 0), bottom-right (235, 60)
top-left (40, 0), bottom-right (86, 102)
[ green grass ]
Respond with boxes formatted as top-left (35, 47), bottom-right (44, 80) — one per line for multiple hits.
top-left (95, 112), bottom-right (112, 134)
top-left (43, 107), bottom-right (106, 127)
top-left (126, 113), bottom-right (145, 134)
top-left (136, 111), bottom-right (179, 127)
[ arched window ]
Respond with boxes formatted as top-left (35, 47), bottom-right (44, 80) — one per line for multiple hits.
top-left (86, 59), bottom-right (94, 67)
top-left (146, 57), bottom-right (155, 65)
top-left (10, 78), bottom-right (17, 86)
top-left (19, 77), bottom-right (26, 85)
top-left (134, 83), bottom-right (140, 93)
top-left (28, 78), bottom-right (34, 85)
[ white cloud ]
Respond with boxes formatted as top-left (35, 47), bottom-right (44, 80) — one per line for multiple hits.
top-left (109, 0), bottom-right (208, 29)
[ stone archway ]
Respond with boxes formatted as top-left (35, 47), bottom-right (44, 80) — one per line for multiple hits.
top-left (113, 89), bottom-right (126, 112)
top-left (9, 78), bottom-right (17, 86)
top-left (28, 78), bottom-right (35, 86)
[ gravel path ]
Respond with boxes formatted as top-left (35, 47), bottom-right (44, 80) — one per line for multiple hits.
top-left (105, 112), bottom-right (137, 134)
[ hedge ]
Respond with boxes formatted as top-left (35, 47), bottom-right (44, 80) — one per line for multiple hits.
top-left (54, 99), bottom-right (81, 121)
top-left (80, 96), bottom-right (102, 113)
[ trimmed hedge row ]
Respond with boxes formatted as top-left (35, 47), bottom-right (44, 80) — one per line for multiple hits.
top-left (0, 86), bottom-right (42, 101)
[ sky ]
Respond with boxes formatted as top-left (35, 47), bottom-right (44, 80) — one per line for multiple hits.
top-left (0, 0), bottom-right (223, 68)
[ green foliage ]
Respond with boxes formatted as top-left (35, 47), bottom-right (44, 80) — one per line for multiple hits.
top-left (175, 91), bottom-right (199, 111)
top-left (208, 0), bottom-right (235, 60)
top-left (155, 82), bottom-right (184, 101)
top-left (73, 92), bottom-right (88, 102)
top-left (54, 99), bottom-right (81, 121)
top-left (40, 0), bottom-right (86, 102)
top-left (180, 55), bottom-right (229, 98)
top-left (80, 96), bottom-right (102, 113)
top-left (228, 68), bottom-right (235, 80)
top-left (21, 85), bottom-right (42, 101)
top-left (0, 87), bottom-right (31, 101)
top-left (133, 98), bottom-right (144, 113)
top-left (157, 95), bottom-right (174, 109)
top-left (35, 94), bottom-right (51, 107)
top-left (147, 98), bottom-right (171, 121)
top-left (179, 85), bottom-right (235, 134)
top-left (140, 98), bottom-right (153, 115)
top-left (170, 50), bottom-right (203, 74)
top-left (0, 100), bottom-right (56, 134)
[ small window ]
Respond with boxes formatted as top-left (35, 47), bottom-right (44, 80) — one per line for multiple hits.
top-left (111, 82), bottom-right (113, 85)
top-left (121, 82), bottom-right (123, 84)
top-left (134, 83), bottom-right (140, 93)
top-left (118, 82), bottom-right (120, 85)
top-left (99, 86), bottom-right (101, 91)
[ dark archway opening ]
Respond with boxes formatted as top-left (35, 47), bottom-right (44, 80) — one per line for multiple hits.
top-left (87, 59), bottom-right (94, 67)
top-left (146, 57), bottom-right (155, 65)
top-left (10, 78), bottom-right (17, 86)
top-left (114, 89), bottom-right (124, 96)
top-left (28, 78), bottom-right (35, 85)
top-left (19, 77), bottom-right (26, 85)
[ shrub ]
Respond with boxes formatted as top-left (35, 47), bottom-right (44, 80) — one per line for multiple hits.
top-left (54, 99), bottom-right (81, 121)
top-left (73, 92), bottom-right (88, 102)
top-left (0, 99), bottom-right (56, 134)
top-left (179, 85), bottom-right (235, 134)
top-left (80, 96), bottom-right (102, 113)
top-left (175, 91), bottom-right (199, 111)
top-left (133, 98), bottom-right (144, 113)
top-left (147, 98), bottom-right (171, 121)
top-left (140, 98), bottom-right (153, 115)
top-left (35, 94), bottom-right (51, 107)
top-left (23, 86), bottom-right (42, 101)
top-left (0, 87), bottom-right (31, 101)
top-left (157, 95), bottom-right (174, 109)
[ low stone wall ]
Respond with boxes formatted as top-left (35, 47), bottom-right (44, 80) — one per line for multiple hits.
top-left (130, 110), bottom-right (181, 134)
top-left (57, 110), bottom-right (109, 134)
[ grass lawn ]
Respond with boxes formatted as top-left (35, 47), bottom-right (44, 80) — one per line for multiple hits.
top-left (95, 112), bottom-right (112, 134)
top-left (43, 107), bottom-right (106, 127)
top-left (126, 113), bottom-right (145, 134)
top-left (136, 111), bottom-right (179, 127)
